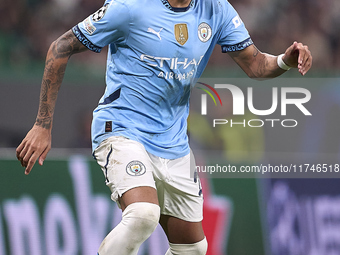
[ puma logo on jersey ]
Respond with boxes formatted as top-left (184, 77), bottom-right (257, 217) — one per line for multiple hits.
top-left (147, 27), bottom-right (163, 40)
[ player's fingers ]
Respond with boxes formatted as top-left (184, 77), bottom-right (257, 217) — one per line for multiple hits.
top-left (292, 41), bottom-right (298, 50)
top-left (307, 54), bottom-right (313, 70)
top-left (19, 143), bottom-right (29, 159)
top-left (39, 145), bottom-right (51, 166)
top-left (285, 41), bottom-right (296, 56)
top-left (295, 43), bottom-right (306, 65)
top-left (18, 143), bottom-right (30, 167)
top-left (299, 57), bottom-right (311, 75)
top-left (301, 46), bottom-right (311, 66)
top-left (25, 151), bottom-right (40, 175)
top-left (16, 140), bottom-right (26, 161)
top-left (301, 55), bottom-right (312, 76)
top-left (299, 46), bottom-right (312, 75)
top-left (284, 42), bottom-right (302, 68)
top-left (298, 44), bottom-right (308, 61)
top-left (22, 147), bottom-right (35, 168)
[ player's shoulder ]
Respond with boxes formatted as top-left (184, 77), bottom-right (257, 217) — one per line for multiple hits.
top-left (195, 0), bottom-right (234, 16)
top-left (106, 0), bottom-right (150, 9)
top-left (100, 0), bottom-right (148, 20)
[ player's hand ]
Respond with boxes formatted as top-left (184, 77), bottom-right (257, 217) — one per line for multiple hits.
top-left (283, 42), bottom-right (312, 76)
top-left (16, 125), bottom-right (52, 175)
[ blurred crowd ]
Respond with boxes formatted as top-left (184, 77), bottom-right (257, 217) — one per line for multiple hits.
top-left (0, 0), bottom-right (339, 156)
top-left (0, 0), bottom-right (339, 71)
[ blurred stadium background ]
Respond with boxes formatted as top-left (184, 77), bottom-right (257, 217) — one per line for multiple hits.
top-left (0, 0), bottom-right (340, 254)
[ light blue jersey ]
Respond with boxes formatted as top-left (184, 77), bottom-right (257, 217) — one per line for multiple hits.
top-left (73, 0), bottom-right (252, 159)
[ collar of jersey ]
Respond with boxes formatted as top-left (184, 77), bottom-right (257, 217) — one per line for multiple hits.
top-left (160, 0), bottom-right (195, 12)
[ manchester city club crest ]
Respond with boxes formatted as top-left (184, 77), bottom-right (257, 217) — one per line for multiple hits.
top-left (198, 22), bottom-right (212, 42)
top-left (126, 161), bottom-right (146, 176)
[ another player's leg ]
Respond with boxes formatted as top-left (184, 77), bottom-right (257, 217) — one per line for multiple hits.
top-left (98, 187), bottom-right (160, 255)
top-left (94, 136), bottom-right (160, 255)
top-left (160, 215), bottom-right (207, 255)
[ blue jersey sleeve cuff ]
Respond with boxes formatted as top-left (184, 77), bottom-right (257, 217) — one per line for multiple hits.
top-left (221, 37), bottom-right (253, 53)
top-left (72, 25), bottom-right (102, 53)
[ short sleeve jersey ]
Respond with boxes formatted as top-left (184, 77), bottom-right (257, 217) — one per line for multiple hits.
top-left (73, 0), bottom-right (253, 159)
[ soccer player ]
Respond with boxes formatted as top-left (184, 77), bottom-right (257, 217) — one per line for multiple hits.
top-left (16, 0), bottom-right (312, 254)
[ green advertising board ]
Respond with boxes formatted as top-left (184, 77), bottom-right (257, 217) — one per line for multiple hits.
top-left (0, 151), bottom-right (264, 255)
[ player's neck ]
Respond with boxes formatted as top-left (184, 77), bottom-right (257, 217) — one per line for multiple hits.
top-left (167, 0), bottom-right (191, 8)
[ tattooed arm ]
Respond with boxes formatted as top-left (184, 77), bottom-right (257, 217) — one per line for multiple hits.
top-left (16, 30), bottom-right (88, 174)
top-left (228, 42), bottom-right (312, 79)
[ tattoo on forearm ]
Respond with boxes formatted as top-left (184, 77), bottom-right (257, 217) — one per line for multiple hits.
top-left (256, 54), bottom-right (268, 77)
top-left (52, 31), bottom-right (86, 59)
top-left (250, 45), bottom-right (269, 78)
top-left (36, 30), bottom-right (85, 129)
top-left (252, 45), bottom-right (259, 57)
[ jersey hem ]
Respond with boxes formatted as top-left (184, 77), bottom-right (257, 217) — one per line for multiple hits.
top-left (92, 132), bottom-right (190, 160)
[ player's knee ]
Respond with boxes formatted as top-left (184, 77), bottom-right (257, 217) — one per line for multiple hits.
top-left (123, 202), bottom-right (160, 233)
top-left (97, 202), bottom-right (160, 255)
top-left (167, 237), bottom-right (208, 255)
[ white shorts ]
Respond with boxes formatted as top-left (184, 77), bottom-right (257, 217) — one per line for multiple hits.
top-left (94, 136), bottom-right (203, 222)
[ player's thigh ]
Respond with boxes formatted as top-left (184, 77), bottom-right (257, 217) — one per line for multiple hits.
top-left (151, 150), bottom-right (203, 221)
top-left (150, 150), bottom-right (204, 243)
top-left (94, 136), bottom-right (159, 210)
top-left (118, 186), bottom-right (159, 211)
top-left (160, 215), bottom-right (205, 244)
